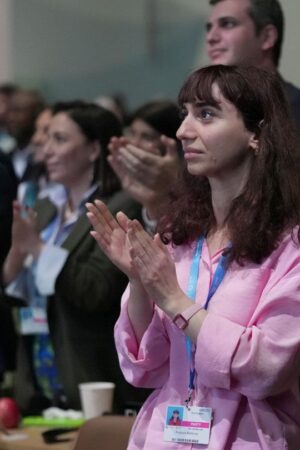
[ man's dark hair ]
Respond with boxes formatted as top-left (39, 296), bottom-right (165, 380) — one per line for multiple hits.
top-left (209, 0), bottom-right (284, 66)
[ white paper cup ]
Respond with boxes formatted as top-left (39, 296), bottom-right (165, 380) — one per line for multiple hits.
top-left (79, 382), bottom-right (115, 419)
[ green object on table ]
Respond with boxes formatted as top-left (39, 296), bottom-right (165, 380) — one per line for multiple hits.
top-left (22, 416), bottom-right (85, 427)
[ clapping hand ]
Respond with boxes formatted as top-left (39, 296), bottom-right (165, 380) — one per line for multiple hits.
top-left (11, 201), bottom-right (42, 258)
top-left (86, 199), bottom-right (186, 313)
top-left (86, 199), bottom-right (138, 281)
top-left (108, 136), bottom-right (181, 219)
top-left (127, 219), bottom-right (186, 313)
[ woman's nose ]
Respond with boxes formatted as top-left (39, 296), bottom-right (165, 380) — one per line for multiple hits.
top-left (176, 118), bottom-right (194, 140)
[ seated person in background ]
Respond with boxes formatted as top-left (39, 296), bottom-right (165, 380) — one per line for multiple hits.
top-left (108, 100), bottom-right (182, 233)
top-left (87, 65), bottom-right (300, 449)
top-left (1, 101), bottom-right (146, 414)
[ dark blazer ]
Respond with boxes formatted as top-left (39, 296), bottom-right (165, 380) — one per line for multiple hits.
top-left (13, 188), bottom-right (149, 413)
top-left (0, 152), bottom-right (17, 267)
top-left (282, 79), bottom-right (300, 128)
top-left (0, 153), bottom-right (18, 377)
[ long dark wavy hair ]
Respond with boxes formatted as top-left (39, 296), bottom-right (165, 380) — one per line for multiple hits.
top-left (159, 65), bottom-right (300, 264)
top-left (53, 100), bottom-right (122, 196)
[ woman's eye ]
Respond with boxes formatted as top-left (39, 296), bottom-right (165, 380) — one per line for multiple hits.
top-left (199, 109), bottom-right (214, 120)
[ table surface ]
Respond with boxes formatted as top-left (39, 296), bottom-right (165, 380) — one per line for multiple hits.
top-left (0, 427), bottom-right (78, 450)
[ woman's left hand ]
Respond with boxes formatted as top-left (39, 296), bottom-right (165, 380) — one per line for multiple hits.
top-left (127, 219), bottom-right (187, 314)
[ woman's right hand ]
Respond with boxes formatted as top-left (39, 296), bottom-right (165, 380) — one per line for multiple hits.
top-left (86, 199), bottom-right (137, 280)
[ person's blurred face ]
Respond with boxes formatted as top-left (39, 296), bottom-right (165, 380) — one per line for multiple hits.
top-left (44, 113), bottom-right (99, 188)
top-left (206, 0), bottom-right (265, 66)
top-left (126, 119), bottom-right (162, 154)
top-left (31, 109), bottom-right (53, 163)
top-left (8, 92), bottom-right (38, 145)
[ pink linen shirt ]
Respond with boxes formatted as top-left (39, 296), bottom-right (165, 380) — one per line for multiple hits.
top-left (114, 233), bottom-right (300, 449)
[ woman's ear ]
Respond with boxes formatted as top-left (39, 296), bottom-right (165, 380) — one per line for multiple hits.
top-left (89, 141), bottom-right (101, 162)
top-left (249, 119), bottom-right (264, 155)
top-left (249, 134), bottom-right (259, 155)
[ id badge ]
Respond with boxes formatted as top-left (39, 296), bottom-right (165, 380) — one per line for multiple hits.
top-left (19, 307), bottom-right (49, 334)
top-left (164, 405), bottom-right (212, 445)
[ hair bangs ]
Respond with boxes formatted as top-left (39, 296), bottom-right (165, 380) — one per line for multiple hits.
top-left (178, 67), bottom-right (222, 108)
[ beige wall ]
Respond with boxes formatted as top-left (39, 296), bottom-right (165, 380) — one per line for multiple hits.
top-left (10, 0), bottom-right (206, 106)
top-left (2, 0), bottom-right (300, 104)
top-left (279, 0), bottom-right (300, 86)
top-left (0, 0), bottom-right (13, 82)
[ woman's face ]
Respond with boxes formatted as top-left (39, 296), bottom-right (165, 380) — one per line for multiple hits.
top-left (126, 119), bottom-right (161, 154)
top-left (177, 83), bottom-right (256, 182)
top-left (44, 112), bottom-right (99, 188)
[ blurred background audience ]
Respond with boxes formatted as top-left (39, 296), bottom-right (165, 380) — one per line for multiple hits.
top-left (0, 83), bottom-right (18, 154)
top-left (4, 89), bottom-right (45, 206)
top-left (1, 101), bottom-right (148, 415)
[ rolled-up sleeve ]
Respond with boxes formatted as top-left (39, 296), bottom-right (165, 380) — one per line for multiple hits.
top-left (115, 293), bottom-right (170, 389)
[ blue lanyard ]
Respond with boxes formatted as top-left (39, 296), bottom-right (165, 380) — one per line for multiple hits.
top-left (186, 236), bottom-right (229, 392)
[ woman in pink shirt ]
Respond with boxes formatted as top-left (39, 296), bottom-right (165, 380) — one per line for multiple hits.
top-left (86, 65), bottom-right (300, 449)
